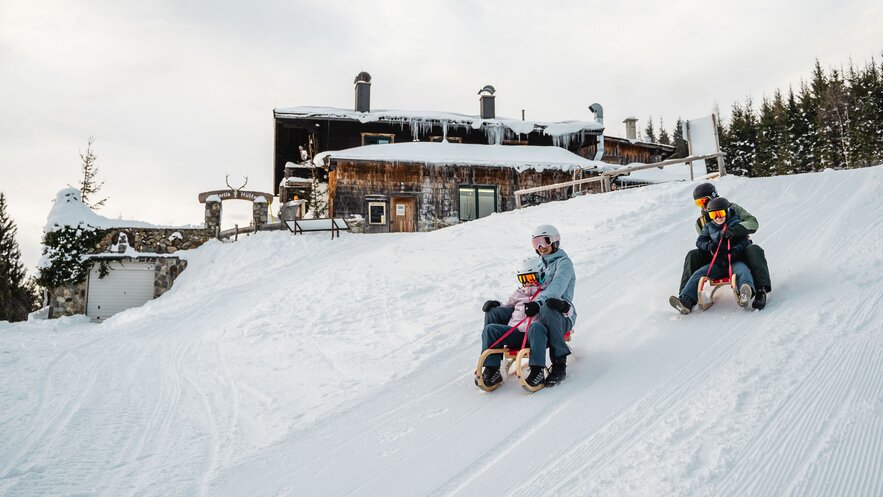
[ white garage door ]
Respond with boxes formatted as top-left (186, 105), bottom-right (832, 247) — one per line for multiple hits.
top-left (86, 261), bottom-right (156, 321)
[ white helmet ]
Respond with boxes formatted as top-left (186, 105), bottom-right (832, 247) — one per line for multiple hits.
top-left (516, 256), bottom-right (546, 285)
top-left (531, 224), bottom-right (561, 253)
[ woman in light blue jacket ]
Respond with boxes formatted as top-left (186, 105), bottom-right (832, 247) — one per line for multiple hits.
top-left (480, 225), bottom-right (576, 390)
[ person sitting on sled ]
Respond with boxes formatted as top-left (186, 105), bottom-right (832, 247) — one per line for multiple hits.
top-left (681, 182), bottom-right (771, 309)
top-left (671, 197), bottom-right (756, 314)
top-left (477, 256), bottom-right (547, 388)
top-left (480, 225), bottom-right (576, 389)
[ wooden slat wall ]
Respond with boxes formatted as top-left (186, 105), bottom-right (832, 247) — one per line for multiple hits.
top-left (330, 160), bottom-right (588, 232)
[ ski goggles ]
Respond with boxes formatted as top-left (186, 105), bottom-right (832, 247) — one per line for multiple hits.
top-left (708, 209), bottom-right (727, 220)
top-left (531, 236), bottom-right (552, 250)
top-left (694, 196), bottom-right (711, 207)
top-left (517, 272), bottom-right (542, 285)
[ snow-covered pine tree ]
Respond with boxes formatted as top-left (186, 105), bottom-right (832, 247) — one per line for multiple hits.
top-left (671, 117), bottom-right (688, 159)
top-left (721, 99), bottom-right (758, 176)
top-left (786, 85), bottom-right (812, 174)
top-left (0, 193), bottom-right (39, 322)
top-left (644, 117), bottom-right (656, 143)
top-left (658, 117), bottom-right (671, 145)
top-left (79, 137), bottom-right (108, 209)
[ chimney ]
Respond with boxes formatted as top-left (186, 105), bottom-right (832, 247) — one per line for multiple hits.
top-left (589, 103), bottom-right (605, 161)
top-left (354, 71), bottom-right (371, 112)
top-left (478, 85), bottom-right (495, 119)
top-left (623, 117), bottom-right (638, 140)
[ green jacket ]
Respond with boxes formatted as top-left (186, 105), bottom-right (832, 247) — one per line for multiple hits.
top-left (695, 203), bottom-right (759, 236)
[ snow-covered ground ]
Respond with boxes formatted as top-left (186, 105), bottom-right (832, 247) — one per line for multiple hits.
top-left (1, 166), bottom-right (881, 497)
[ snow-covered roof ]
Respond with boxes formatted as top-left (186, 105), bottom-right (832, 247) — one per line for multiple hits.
top-left (273, 106), bottom-right (604, 138)
top-left (43, 188), bottom-right (188, 233)
top-left (325, 142), bottom-right (617, 173)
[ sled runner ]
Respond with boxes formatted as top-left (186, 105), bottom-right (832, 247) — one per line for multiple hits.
top-left (696, 275), bottom-right (738, 310)
top-left (474, 331), bottom-right (572, 393)
top-left (694, 228), bottom-right (752, 311)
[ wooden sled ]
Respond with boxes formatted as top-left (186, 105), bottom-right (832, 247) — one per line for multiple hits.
top-left (697, 275), bottom-right (738, 311)
top-left (474, 331), bottom-right (572, 393)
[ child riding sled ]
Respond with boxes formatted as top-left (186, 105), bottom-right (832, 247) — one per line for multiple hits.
top-left (670, 197), bottom-right (756, 314)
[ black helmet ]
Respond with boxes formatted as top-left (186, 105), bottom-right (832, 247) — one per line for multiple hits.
top-left (692, 183), bottom-right (718, 200)
top-left (706, 197), bottom-right (730, 212)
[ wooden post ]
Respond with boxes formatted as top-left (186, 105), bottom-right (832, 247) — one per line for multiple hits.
top-left (684, 120), bottom-right (695, 181)
top-left (712, 114), bottom-right (727, 177)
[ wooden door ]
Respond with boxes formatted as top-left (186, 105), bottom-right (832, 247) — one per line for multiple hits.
top-left (391, 197), bottom-right (417, 232)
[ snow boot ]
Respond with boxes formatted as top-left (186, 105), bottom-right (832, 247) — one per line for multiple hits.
top-left (524, 366), bottom-right (545, 389)
top-left (669, 295), bottom-right (694, 315)
top-left (738, 284), bottom-right (753, 308)
top-left (545, 359), bottom-right (567, 387)
top-left (752, 287), bottom-right (768, 310)
top-left (479, 366), bottom-right (502, 388)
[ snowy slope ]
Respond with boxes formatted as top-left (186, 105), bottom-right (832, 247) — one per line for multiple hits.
top-left (1, 167), bottom-right (881, 497)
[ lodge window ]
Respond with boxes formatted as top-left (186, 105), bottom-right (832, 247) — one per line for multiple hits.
top-left (429, 136), bottom-right (463, 143)
top-left (361, 133), bottom-right (395, 146)
top-left (368, 202), bottom-right (387, 225)
top-left (502, 139), bottom-right (528, 145)
top-left (459, 186), bottom-right (497, 221)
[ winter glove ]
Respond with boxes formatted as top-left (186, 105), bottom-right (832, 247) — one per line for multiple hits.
top-left (729, 223), bottom-right (750, 238)
top-left (704, 240), bottom-right (720, 255)
top-left (524, 301), bottom-right (541, 317)
top-left (546, 298), bottom-right (571, 314)
top-left (482, 300), bottom-right (501, 312)
top-left (722, 228), bottom-right (735, 239)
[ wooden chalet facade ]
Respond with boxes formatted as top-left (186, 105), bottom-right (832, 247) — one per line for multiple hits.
top-left (273, 72), bottom-right (674, 232)
top-left (325, 143), bottom-right (609, 233)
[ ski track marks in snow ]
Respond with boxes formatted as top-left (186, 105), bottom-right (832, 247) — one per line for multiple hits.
top-left (1, 166), bottom-right (882, 497)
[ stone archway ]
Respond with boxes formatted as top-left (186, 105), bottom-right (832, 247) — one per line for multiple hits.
top-left (198, 176), bottom-right (274, 237)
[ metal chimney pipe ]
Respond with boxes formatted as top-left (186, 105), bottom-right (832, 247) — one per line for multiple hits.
top-left (479, 85), bottom-right (496, 119)
top-left (589, 103), bottom-right (605, 161)
top-left (354, 71), bottom-right (371, 112)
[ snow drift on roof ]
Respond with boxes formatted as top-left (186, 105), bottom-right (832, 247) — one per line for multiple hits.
top-left (273, 106), bottom-right (604, 137)
top-left (43, 188), bottom-right (184, 233)
top-left (326, 142), bottom-right (616, 172)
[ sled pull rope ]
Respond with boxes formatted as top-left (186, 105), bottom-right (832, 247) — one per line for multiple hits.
top-left (705, 225), bottom-right (728, 278)
top-left (487, 286), bottom-right (543, 350)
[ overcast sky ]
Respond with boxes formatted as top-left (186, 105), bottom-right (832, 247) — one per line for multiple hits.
top-left (1, 0), bottom-right (880, 275)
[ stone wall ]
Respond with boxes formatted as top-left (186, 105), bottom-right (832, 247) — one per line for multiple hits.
top-left (153, 257), bottom-right (188, 298)
top-left (48, 282), bottom-right (87, 318)
top-left (96, 228), bottom-right (213, 255)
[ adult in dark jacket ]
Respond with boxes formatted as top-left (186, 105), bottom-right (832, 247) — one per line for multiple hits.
top-left (680, 182), bottom-right (771, 310)
top-left (480, 224), bottom-right (576, 389)
top-left (671, 197), bottom-right (756, 314)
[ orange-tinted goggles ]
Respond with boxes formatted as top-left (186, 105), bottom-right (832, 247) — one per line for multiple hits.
top-left (694, 197), bottom-right (710, 207)
top-left (708, 209), bottom-right (727, 220)
top-left (517, 273), bottom-right (541, 285)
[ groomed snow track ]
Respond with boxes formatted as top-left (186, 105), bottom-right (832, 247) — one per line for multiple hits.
top-left (1, 166), bottom-right (881, 497)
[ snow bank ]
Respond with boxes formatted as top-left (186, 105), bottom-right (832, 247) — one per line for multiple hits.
top-left (2, 167), bottom-right (882, 497)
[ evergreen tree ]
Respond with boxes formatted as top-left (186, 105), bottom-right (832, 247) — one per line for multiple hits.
top-left (785, 85), bottom-right (811, 174)
top-left (671, 117), bottom-right (688, 159)
top-left (0, 193), bottom-right (39, 322)
top-left (79, 137), bottom-right (108, 209)
top-left (721, 98), bottom-right (759, 176)
top-left (658, 117), bottom-right (671, 145)
top-left (644, 116), bottom-right (656, 143)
